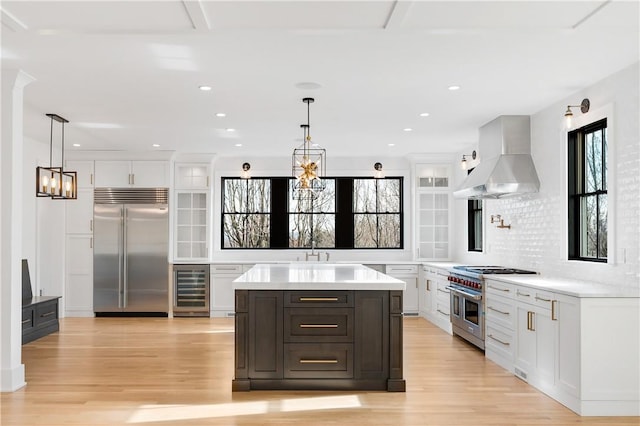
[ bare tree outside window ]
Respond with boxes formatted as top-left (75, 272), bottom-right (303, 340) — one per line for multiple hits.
top-left (353, 178), bottom-right (401, 248)
top-left (289, 179), bottom-right (335, 248)
top-left (222, 178), bottom-right (270, 248)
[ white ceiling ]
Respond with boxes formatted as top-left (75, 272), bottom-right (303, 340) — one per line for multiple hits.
top-left (2, 1), bottom-right (638, 158)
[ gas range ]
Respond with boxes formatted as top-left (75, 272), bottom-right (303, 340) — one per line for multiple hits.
top-left (448, 265), bottom-right (537, 292)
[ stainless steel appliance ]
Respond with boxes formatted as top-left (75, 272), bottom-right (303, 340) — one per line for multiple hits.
top-left (93, 188), bottom-right (169, 314)
top-left (447, 266), bottom-right (536, 350)
top-left (173, 264), bottom-right (210, 317)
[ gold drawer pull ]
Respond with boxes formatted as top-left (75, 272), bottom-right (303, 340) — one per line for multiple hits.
top-left (299, 324), bottom-right (338, 328)
top-left (487, 306), bottom-right (509, 316)
top-left (40, 312), bottom-right (55, 318)
top-left (436, 309), bottom-right (448, 315)
top-left (488, 285), bottom-right (509, 292)
top-left (299, 359), bottom-right (338, 364)
top-left (298, 297), bottom-right (339, 302)
top-left (22, 319), bottom-right (31, 324)
top-left (535, 296), bottom-right (551, 302)
top-left (488, 334), bottom-right (510, 346)
top-left (517, 290), bottom-right (531, 297)
top-left (551, 300), bottom-right (558, 321)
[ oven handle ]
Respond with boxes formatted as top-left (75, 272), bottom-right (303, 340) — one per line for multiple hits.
top-left (446, 286), bottom-right (482, 301)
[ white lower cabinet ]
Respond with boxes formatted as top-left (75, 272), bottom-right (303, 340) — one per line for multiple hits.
top-left (484, 278), bottom-right (640, 416)
top-left (386, 265), bottom-right (419, 315)
top-left (64, 234), bottom-right (93, 316)
top-left (210, 264), bottom-right (252, 317)
top-left (420, 265), bottom-right (452, 333)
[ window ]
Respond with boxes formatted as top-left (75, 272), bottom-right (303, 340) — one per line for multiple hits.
top-left (568, 118), bottom-right (607, 261)
top-left (353, 178), bottom-right (402, 248)
top-left (468, 199), bottom-right (482, 252)
top-left (221, 177), bottom-right (403, 249)
top-left (222, 178), bottom-right (271, 248)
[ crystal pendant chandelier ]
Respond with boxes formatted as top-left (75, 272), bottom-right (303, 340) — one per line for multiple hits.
top-left (291, 97), bottom-right (326, 200)
top-left (35, 113), bottom-right (77, 200)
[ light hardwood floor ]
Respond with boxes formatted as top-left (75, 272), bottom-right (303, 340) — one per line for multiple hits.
top-left (1, 317), bottom-right (637, 426)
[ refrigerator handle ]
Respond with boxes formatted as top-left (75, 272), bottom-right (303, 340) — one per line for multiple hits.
top-left (123, 206), bottom-right (128, 308)
top-left (118, 210), bottom-right (124, 309)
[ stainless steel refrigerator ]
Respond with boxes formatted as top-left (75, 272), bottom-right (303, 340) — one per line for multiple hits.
top-left (93, 188), bottom-right (169, 314)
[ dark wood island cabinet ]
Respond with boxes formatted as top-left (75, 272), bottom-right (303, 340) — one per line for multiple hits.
top-left (232, 264), bottom-right (406, 392)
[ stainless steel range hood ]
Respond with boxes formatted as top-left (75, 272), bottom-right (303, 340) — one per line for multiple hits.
top-left (453, 115), bottom-right (540, 199)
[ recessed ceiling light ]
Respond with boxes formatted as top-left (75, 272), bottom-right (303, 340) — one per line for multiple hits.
top-left (419, 112), bottom-right (430, 117)
top-left (388, 143), bottom-right (395, 147)
top-left (235, 143), bottom-right (242, 147)
top-left (72, 143), bottom-right (81, 147)
top-left (152, 144), bottom-right (160, 147)
top-left (403, 128), bottom-right (413, 132)
top-left (226, 128), bottom-right (236, 132)
top-left (448, 85), bottom-right (461, 91)
top-left (295, 81), bottom-right (322, 90)
top-left (199, 85), bottom-right (212, 91)
top-left (215, 113), bottom-right (226, 117)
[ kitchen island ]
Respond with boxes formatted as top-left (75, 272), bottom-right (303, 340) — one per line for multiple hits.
top-left (232, 263), bottom-right (406, 392)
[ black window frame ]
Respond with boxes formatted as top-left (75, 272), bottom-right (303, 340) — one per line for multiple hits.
top-left (568, 118), bottom-right (608, 262)
top-left (221, 176), bottom-right (404, 250)
top-left (467, 199), bottom-right (483, 252)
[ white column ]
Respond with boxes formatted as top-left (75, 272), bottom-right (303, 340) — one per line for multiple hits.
top-left (1, 69), bottom-right (35, 392)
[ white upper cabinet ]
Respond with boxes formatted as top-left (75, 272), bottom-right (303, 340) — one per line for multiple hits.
top-left (175, 163), bottom-right (210, 190)
top-left (65, 160), bottom-right (94, 188)
top-left (94, 160), bottom-right (169, 188)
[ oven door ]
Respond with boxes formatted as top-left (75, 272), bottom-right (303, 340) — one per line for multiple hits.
top-left (447, 285), bottom-right (483, 340)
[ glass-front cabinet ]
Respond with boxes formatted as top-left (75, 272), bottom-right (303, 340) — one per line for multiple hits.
top-left (174, 191), bottom-right (209, 261)
top-left (415, 164), bottom-right (451, 260)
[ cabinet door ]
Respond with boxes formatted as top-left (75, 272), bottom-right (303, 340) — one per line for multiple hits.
top-left (175, 163), bottom-right (210, 189)
top-left (65, 160), bottom-right (94, 188)
top-left (174, 192), bottom-right (209, 261)
top-left (515, 303), bottom-right (556, 386)
top-left (555, 294), bottom-right (580, 398)
top-left (401, 276), bottom-right (419, 314)
top-left (132, 161), bottom-right (169, 187)
top-left (211, 274), bottom-right (237, 317)
top-left (65, 234), bottom-right (93, 315)
top-left (515, 304), bottom-right (536, 379)
top-left (248, 291), bottom-right (283, 379)
top-left (94, 160), bottom-right (131, 187)
top-left (65, 188), bottom-right (94, 234)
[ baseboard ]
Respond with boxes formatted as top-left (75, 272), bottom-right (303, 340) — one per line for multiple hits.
top-left (1, 364), bottom-right (26, 392)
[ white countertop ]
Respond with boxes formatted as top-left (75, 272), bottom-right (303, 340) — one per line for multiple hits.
top-left (232, 263), bottom-right (406, 291)
top-left (485, 274), bottom-right (640, 298)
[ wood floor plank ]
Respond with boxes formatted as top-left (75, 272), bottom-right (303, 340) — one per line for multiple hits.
top-left (1, 317), bottom-right (637, 425)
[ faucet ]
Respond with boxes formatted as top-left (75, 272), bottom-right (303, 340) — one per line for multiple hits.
top-left (305, 240), bottom-right (320, 261)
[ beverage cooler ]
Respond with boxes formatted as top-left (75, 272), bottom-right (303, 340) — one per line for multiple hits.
top-left (173, 264), bottom-right (210, 317)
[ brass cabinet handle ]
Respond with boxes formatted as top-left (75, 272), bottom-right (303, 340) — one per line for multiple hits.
top-left (488, 284), bottom-right (510, 292)
top-left (299, 359), bottom-right (338, 364)
top-left (487, 306), bottom-right (509, 316)
top-left (206, 176), bottom-right (210, 188)
top-left (488, 334), bottom-right (510, 346)
top-left (90, 173), bottom-right (94, 185)
top-left (299, 324), bottom-right (338, 328)
top-left (22, 318), bottom-right (31, 324)
top-left (526, 311), bottom-right (536, 331)
top-left (90, 219), bottom-right (93, 232)
top-left (518, 290), bottom-right (531, 297)
top-left (551, 300), bottom-right (558, 321)
top-left (437, 288), bottom-right (449, 294)
top-left (426, 280), bottom-right (431, 291)
top-left (436, 309), bottom-right (448, 315)
top-left (535, 296), bottom-right (551, 302)
top-left (40, 312), bottom-right (55, 318)
top-left (298, 297), bottom-right (338, 302)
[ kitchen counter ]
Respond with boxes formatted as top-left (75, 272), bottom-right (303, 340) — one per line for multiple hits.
top-left (485, 274), bottom-right (640, 298)
top-left (233, 263), bottom-right (406, 291)
top-left (232, 262), bottom-right (406, 392)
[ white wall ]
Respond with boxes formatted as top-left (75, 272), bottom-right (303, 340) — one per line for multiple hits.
top-left (22, 137), bottom-right (65, 305)
top-left (452, 62), bottom-right (639, 288)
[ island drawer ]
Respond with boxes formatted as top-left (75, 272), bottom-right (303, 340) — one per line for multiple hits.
top-left (284, 290), bottom-right (354, 308)
top-left (284, 343), bottom-right (353, 379)
top-left (284, 308), bottom-right (353, 343)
